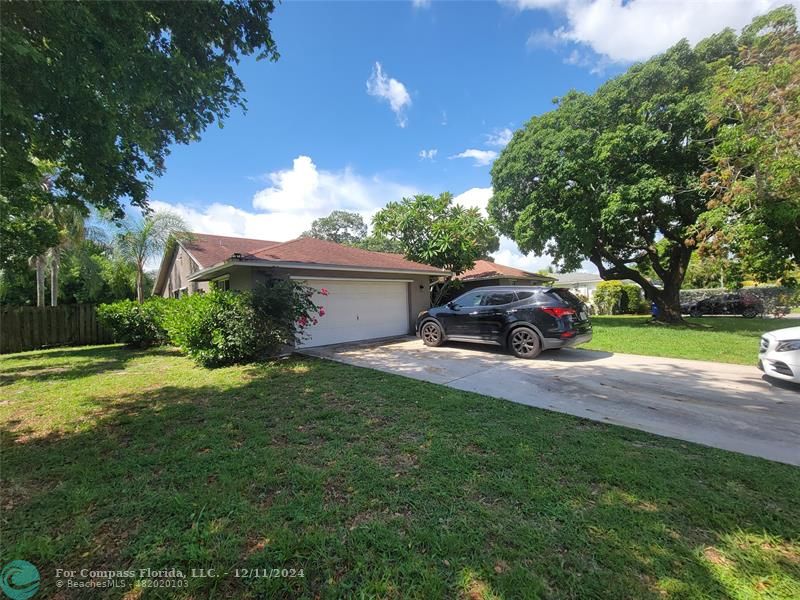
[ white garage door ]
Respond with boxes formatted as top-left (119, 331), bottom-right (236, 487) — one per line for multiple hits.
top-left (296, 279), bottom-right (410, 348)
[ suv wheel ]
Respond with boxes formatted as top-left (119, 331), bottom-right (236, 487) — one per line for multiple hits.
top-left (509, 327), bottom-right (542, 359)
top-left (420, 321), bottom-right (444, 347)
top-left (742, 306), bottom-right (758, 318)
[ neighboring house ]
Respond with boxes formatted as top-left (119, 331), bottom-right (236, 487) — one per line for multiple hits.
top-left (553, 272), bottom-right (604, 299)
top-left (153, 233), bottom-right (449, 348)
top-left (456, 260), bottom-right (556, 293)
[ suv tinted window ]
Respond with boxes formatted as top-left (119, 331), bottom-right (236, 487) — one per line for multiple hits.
top-left (481, 292), bottom-right (516, 306)
top-left (454, 292), bottom-right (484, 307)
top-left (515, 291), bottom-right (536, 301)
top-left (547, 288), bottom-right (583, 307)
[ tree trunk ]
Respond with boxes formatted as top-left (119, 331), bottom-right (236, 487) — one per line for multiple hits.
top-left (646, 281), bottom-right (684, 324)
top-left (136, 264), bottom-right (144, 303)
top-left (590, 245), bottom-right (690, 324)
top-left (34, 256), bottom-right (45, 307)
top-left (50, 252), bottom-right (59, 307)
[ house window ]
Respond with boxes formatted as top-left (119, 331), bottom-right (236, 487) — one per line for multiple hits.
top-left (172, 287), bottom-right (188, 299)
top-left (213, 277), bottom-right (230, 291)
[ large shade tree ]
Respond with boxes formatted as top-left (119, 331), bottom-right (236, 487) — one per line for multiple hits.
top-left (490, 26), bottom-right (741, 322)
top-left (373, 193), bottom-right (499, 303)
top-left (302, 210), bottom-right (368, 245)
top-left (701, 6), bottom-right (800, 280)
top-left (1, 0), bottom-right (278, 270)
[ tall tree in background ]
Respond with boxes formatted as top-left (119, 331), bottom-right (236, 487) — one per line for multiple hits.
top-left (116, 212), bottom-right (188, 303)
top-left (1, 0), bottom-right (278, 270)
top-left (302, 211), bottom-right (368, 245)
top-left (490, 25), bottom-right (741, 323)
top-left (46, 206), bottom-right (87, 306)
top-left (701, 6), bottom-right (800, 280)
top-left (373, 193), bottom-right (499, 303)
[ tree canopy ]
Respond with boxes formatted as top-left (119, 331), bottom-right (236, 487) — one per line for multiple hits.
top-left (373, 192), bottom-right (499, 275)
top-left (0, 0), bottom-right (278, 269)
top-left (701, 6), bottom-right (800, 280)
top-left (302, 210), bottom-right (368, 245)
top-left (489, 10), bottom-right (800, 322)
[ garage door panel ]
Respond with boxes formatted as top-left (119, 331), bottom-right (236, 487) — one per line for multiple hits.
top-left (296, 280), bottom-right (410, 348)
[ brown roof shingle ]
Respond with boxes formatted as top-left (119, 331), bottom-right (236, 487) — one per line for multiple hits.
top-left (459, 259), bottom-right (555, 282)
top-left (246, 237), bottom-right (446, 273)
top-left (182, 233), bottom-right (279, 268)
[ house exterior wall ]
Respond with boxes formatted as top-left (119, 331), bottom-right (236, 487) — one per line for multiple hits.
top-left (565, 281), bottom-right (600, 300)
top-left (160, 245), bottom-right (208, 298)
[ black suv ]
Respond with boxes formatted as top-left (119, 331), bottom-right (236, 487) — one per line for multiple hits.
top-left (681, 293), bottom-right (763, 318)
top-left (415, 286), bottom-right (592, 359)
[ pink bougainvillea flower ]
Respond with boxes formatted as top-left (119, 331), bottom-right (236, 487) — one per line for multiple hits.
top-left (318, 307), bottom-right (326, 317)
top-left (320, 288), bottom-right (329, 296)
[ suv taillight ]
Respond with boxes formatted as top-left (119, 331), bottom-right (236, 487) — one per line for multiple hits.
top-left (541, 307), bottom-right (576, 318)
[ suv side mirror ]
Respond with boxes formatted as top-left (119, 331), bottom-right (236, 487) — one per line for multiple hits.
top-left (447, 301), bottom-right (459, 310)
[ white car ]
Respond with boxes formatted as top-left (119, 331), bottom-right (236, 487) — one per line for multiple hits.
top-left (759, 326), bottom-right (800, 384)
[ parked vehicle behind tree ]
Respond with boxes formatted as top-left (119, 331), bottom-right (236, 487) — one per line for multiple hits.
top-left (681, 292), bottom-right (763, 318)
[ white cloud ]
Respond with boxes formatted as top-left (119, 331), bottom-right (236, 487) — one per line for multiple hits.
top-left (453, 187), bottom-right (492, 216)
top-left (419, 148), bottom-right (438, 160)
top-left (486, 127), bottom-right (513, 147)
top-left (514, 0), bottom-right (797, 64)
top-left (152, 155), bottom-right (416, 243)
top-left (441, 110), bottom-right (448, 126)
top-left (526, 28), bottom-right (562, 50)
top-left (412, 0), bottom-right (431, 8)
top-left (151, 172), bottom-right (597, 276)
top-left (450, 149), bottom-right (498, 167)
top-left (366, 62), bottom-right (412, 127)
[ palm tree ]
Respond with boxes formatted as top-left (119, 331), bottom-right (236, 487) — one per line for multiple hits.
top-left (116, 211), bottom-right (188, 303)
top-left (46, 206), bottom-right (86, 306)
top-left (28, 255), bottom-right (46, 307)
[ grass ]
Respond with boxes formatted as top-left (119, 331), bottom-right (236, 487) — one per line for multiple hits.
top-left (584, 316), bottom-right (793, 365)
top-left (1, 345), bottom-right (799, 599)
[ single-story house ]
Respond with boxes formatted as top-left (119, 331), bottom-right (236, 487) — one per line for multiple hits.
top-left (553, 271), bottom-right (604, 299)
top-left (456, 259), bottom-right (556, 292)
top-left (153, 233), bottom-right (449, 348)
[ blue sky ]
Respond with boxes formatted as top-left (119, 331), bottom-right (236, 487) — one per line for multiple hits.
top-left (150, 0), bottom-right (792, 272)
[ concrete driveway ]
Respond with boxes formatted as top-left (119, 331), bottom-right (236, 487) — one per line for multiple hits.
top-left (300, 337), bottom-right (800, 466)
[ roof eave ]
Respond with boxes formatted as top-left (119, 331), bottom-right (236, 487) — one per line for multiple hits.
top-left (187, 259), bottom-right (451, 282)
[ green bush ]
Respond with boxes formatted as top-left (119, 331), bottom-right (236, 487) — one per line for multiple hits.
top-left (163, 280), bottom-right (321, 367)
top-left (593, 280), bottom-right (647, 315)
top-left (97, 298), bottom-right (170, 347)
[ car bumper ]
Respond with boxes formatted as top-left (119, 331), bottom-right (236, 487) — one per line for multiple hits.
top-left (543, 331), bottom-right (593, 350)
top-left (758, 353), bottom-right (800, 383)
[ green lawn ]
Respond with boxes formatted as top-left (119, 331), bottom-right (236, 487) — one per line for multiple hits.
top-left (584, 316), bottom-right (793, 365)
top-left (1, 346), bottom-right (799, 599)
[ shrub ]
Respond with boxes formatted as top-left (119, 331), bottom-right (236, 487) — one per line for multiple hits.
top-left (97, 298), bottom-right (169, 347)
top-left (593, 281), bottom-right (646, 315)
top-left (163, 280), bottom-right (321, 367)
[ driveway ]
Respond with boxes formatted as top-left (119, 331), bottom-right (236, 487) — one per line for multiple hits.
top-left (300, 337), bottom-right (800, 466)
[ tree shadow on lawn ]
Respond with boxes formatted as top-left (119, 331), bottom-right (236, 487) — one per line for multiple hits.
top-left (2, 351), bottom-right (799, 599)
top-left (0, 345), bottom-right (178, 386)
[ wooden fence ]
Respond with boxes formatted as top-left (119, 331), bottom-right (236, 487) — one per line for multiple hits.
top-left (0, 304), bottom-right (112, 354)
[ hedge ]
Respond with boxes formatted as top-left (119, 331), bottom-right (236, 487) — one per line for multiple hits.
top-left (98, 279), bottom-right (322, 366)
